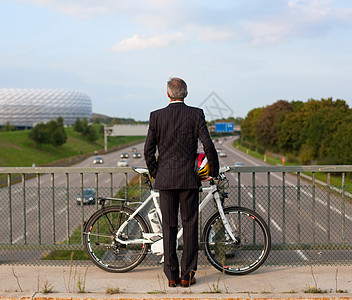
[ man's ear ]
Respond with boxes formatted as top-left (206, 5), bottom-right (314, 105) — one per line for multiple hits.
top-left (167, 91), bottom-right (171, 98)
top-left (185, 92), bottom-right (188, 98)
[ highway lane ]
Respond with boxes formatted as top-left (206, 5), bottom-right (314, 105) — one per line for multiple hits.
top-left (214, 137), bottom-right (352, 264)
top-left (0, 142), bottom-right (146, 249)
top-left (1, 137), bottom-right (351, 265)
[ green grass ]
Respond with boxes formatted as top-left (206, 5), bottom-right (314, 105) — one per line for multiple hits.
top-left (233, 140), bottom-right (352, 188)
top-left (42, 224), bottom-right (88, 260)
top-left (0, 125), bottom-right (145, 167)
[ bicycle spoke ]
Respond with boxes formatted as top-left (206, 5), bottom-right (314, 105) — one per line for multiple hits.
top-left (203, 206), bottom-right (271, 275)
top-left (83, 206), bottom-right (149, 272)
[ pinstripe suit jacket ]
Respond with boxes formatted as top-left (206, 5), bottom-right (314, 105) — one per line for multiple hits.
top-left (144, 102), bottom-right (219, 190)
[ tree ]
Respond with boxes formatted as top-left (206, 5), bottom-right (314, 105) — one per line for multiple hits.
top-left (1, 121), bottom-right (17, 132)
top-left (241, 107), bottom-right (264, 144)
top-left (82, 125), bottom-right (98, 142)
top-left (326, 114), bottom-right (352, 164)
top-left (303, 98), bottom-right (349, 161)
top-left (47, 118), bottom-right (67, 146)
top-left (81, 117), bottom-right (89, 133)
top-left (29, 123), bottom-right (50, 146)
top-left (255, 100), bottom-right (294, 150)
top-left (74, 118), bottom-right (82, 132)
top-left (28, 117), bottom-right (67, 146)
top-left (277, 111), bottom-right (305, 154)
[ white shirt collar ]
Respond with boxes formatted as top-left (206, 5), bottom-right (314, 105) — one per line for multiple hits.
top-left (170, 100), bottom-right (184, 104)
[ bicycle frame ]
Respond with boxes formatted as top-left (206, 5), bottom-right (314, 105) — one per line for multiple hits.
top-left (114, 173), bottom-right (238, 247)
top-left (114, 189), bottom-right (161, 245)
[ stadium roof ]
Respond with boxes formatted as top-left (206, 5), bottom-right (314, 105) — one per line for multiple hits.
top-left (0, 88), bottom-right (92, 127)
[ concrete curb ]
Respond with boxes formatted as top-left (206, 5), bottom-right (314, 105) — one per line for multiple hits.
top-left (1, 293), bottom-right (352, 300)
top-left (1, 265), bottom-right (351, 300)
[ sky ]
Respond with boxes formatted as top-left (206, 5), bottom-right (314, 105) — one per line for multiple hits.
top-left (1, 0), bottom-right (352, 121)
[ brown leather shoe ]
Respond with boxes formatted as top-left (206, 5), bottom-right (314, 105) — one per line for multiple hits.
top-left (168, 278), bottom-right (181, 287)
top-left (180, 277), bottom-right (196, 287)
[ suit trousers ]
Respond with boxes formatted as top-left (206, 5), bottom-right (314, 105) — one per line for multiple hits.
top-left (159, 189), bottom-right (199, 281)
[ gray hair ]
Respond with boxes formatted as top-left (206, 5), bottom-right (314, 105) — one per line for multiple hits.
top-left (167, 77), bottom-right (188, 100)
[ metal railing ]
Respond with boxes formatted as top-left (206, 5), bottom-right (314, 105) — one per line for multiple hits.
top-left (0, 165), bottom-right (351, 267)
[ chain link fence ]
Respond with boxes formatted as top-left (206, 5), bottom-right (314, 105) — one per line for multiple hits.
top-left (0, 166), bottom-right (351, 268)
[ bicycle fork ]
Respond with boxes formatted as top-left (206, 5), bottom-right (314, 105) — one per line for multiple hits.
top-left (213, 190), bottom-right (239, 244)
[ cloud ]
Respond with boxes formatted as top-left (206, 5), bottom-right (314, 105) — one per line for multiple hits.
top-left (111, 33), bottom-right (187, 52)
top-left (15, 0), bottom-right (352, 47)
top-left (197, 27), bottom-right (235, 42)
top-left (243, 0), bottom-right (338, 46)
top-left (16, 0), bottom-right (179, 20)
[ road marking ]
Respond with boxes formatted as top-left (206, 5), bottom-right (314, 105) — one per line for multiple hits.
top-left (224, 143), bottom-right (261, 166)
top-left (316, 221), bottom-right (327, 233)
top-left (296, 250), bottom-right (308, 261)
top-left (26, 206), bottom-right (37, 214)
top-left (13, 235), bottom-right (24, 244)
top-left (258, 203), bottom-right (283, 232)
top-left (224, 141), bottom-right (297, 186)
top-left (247, 190), bottom-right (307, 261)
top-left (13, 233), bottom-right (28, 244)
top-left (301, 189), bottom-right (352, 221)
top-left (271, 219), bottom-right (283, 233)
top-left (58, 206), bottom-right (67, 215)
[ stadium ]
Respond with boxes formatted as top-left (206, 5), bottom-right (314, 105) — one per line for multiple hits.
top-left (0, 88), bottom-right (92, 128)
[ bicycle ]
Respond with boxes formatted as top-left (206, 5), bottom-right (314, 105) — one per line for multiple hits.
top-left (83, 166), bottom-right (271, 275)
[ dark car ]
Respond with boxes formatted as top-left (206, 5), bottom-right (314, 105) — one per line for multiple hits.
top-left (120, 153), bottom-right (129, 158)
top-left (93, 157), bottom-right (104, 164)
top-left (133, 152), bottom-right (142, 158)
top-left (77, 188), bottom-right (96, 205)
top-left (131, 147), bottom-right (137, 153)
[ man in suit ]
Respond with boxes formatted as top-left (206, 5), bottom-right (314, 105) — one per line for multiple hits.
top-left (144, 77), bottom-right (219, 287)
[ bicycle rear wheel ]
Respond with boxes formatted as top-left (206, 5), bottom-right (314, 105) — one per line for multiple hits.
top-left (203, 206), bottom-right (271, 275)
top-left (83, 206), bottom-right (150, 272)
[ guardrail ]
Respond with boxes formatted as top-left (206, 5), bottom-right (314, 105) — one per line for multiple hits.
top-left (0, 165), bottom-right (351, 267)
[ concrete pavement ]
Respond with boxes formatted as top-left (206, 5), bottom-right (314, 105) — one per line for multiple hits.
top-left (1, 264), bottom-right (352, 299)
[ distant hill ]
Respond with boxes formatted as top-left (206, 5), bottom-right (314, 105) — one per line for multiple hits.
top-left (0, 125), bottom-right (145, 168)
top-left (91, 113), bottom-right (148, 124)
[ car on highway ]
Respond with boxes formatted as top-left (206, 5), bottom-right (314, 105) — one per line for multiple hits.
top-left (216, 148), bottom-right (222, 153)
top-left (133, 152), bottom-right (142, 158)
top-left (93, 157), bottom-right (104, 164)
top-left (117, 159), bottom-right (128, 167)
top-left (234, 162), bottom-right (244, 166)
top-left (132, 147), bottom-right (137, 153)
top-left (120, 153), bottom-right (129, 158)
top-left (77, 188), bottom-right (96, 205)
top-left (219, 151), bottom-right (227, 157)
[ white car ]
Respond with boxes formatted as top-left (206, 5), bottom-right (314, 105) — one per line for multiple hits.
top-left (219, 151), bottom-right (227, 157)
top-left (117, 159), bottom-right (128, 167)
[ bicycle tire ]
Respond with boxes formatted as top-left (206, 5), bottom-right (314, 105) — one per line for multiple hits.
top-left (203, 206), bottom-right (271, 275)
top-left (83, 205), bottom-right (150, 272)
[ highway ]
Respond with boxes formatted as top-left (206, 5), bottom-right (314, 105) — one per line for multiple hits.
top-left (0, 142), bottom-right (145, 261)
top-left (216, 137), bottom-right (352, 265)
top-left (1, 137), bottom-right (351, 266)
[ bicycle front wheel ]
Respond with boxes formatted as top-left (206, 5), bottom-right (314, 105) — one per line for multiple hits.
top-left (203, 206), bottom-right (271, 275)
top-left (83, 206), bottom-right (150, 272)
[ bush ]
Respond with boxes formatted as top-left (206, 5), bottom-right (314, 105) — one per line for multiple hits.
top-left (28, 117), bottom-right (67, 146)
